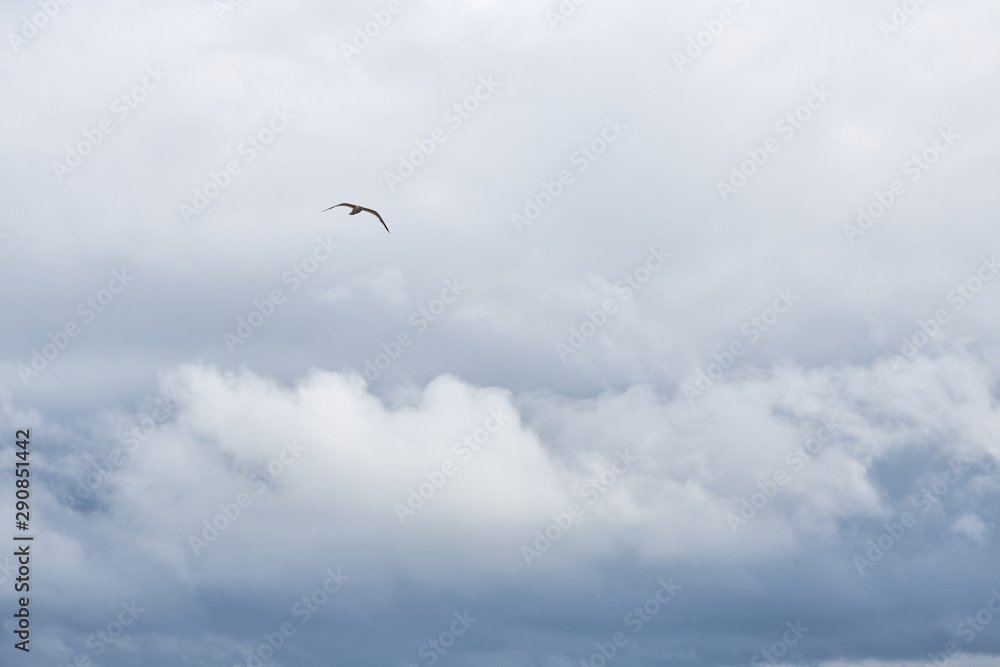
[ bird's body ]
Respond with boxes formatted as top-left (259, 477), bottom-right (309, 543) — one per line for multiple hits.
top-left (322, 202), bottom-right (390, 233)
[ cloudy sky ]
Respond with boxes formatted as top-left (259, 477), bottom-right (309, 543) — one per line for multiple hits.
top-left (1, 0), bottom-right (1000, 665)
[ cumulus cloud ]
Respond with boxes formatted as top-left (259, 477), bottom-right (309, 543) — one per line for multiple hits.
top-left (2, 352), bottom-right (997, 665)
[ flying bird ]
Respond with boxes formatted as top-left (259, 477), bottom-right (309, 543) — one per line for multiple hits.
top-left (322, 203), bottom-right (390, 233)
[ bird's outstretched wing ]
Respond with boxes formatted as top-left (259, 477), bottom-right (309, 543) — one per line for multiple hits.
top-left (360, 207), bottom-right (390, 234)
top-left (321, 203), bottom-right (354, 213)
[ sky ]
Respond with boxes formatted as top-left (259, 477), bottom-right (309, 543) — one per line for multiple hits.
top-left (1, 0), bottom-right (999, 665)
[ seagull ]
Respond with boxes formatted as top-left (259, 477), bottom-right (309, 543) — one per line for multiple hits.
top-left (322, 203), bottom-right (390, 233)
